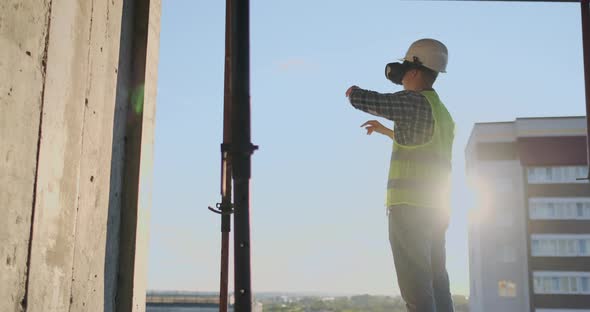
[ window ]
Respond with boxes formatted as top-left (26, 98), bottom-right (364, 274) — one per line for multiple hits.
top-left (551, 277), bottom-right (559, 291)
top-left (531, 235), bottom-right (590, 257)
top-left (533, 272), bottom-right (590, 294)
top-left (498, 280), bottom-right (517, 297)
top-left (527, 166), bottom-right (587, 184)
top-left (558, 240), bottom-right (567, 254)
top-left (571, 277), bottom-right (578, 292)
top-left (532, 240), bottom-right (540, 252)
top-left (529, 198), bottom-right (590, 220)
top-left (581, 240), bottom-right (588, 254)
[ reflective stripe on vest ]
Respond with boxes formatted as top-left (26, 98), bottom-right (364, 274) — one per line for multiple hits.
top-left (388, 178), bottom-right (443, 190)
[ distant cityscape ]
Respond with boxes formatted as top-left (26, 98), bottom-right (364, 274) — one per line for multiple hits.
top-left (145, 291), bottom-right (469, 312)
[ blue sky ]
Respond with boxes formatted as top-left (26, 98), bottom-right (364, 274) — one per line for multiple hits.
top-left (148, 0), bottom-right (585, 296)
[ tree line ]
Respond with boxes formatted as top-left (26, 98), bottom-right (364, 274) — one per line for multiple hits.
top-left (260, 294), bottom-right (469, 312)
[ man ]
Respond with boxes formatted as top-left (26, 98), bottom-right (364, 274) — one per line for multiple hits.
top-left (345, 39), bottom-right (455, 312)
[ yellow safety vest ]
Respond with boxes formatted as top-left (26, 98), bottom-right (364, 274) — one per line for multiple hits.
top-left (386, 90), bottom-right (455, 209)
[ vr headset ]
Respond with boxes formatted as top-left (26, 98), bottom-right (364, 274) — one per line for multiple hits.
top-left (384, 57), bottom-right (424, 85)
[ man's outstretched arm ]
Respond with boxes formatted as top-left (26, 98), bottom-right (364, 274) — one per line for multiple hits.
top-left (345, 85), bottom-right (424, 124)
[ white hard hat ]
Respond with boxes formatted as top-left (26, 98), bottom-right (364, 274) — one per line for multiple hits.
top-left (401, 39), bottom-right (448, 73)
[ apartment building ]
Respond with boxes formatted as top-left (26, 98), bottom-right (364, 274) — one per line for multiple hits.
top-left (466, 116), bottom-right (590, 312)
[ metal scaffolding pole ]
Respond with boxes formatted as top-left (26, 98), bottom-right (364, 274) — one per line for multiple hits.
top-left (219, 0), bottom-right (234, 311)
top-left (231, 0), bottom-right (256, 311)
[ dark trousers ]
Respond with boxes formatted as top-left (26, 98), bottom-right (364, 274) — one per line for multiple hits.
top-left (388, 204), bottom-right (454, 312)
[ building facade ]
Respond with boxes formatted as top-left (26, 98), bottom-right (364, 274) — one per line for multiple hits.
top-left (466, 117), bottom-right (590, 312)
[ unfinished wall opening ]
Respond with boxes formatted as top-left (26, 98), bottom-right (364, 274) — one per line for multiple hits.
top-left (146, 2), bottom-right (585, 312)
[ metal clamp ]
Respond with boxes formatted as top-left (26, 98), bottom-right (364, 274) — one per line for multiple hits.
top-left (208, 202), bottom-right (234, 215)
top-left (232, 143), bottom-right (259, 156)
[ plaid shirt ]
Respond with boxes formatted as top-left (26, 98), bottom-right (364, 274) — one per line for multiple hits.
top-left (349, 88), bottom-right (434, 145)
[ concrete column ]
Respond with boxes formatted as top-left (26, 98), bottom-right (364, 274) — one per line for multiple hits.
top-left (114, 0), bottom-right (161, 311)
top-left (23, 0), bottom-right (126, 310)
top-left (67, 0), bottom-right (125, 310)
top-left (0, 0), bottom-right (161, 311)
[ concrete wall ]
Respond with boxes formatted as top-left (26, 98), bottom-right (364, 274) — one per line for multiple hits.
top-left (0, 1), bottom-right (50, 311)
top-left (0, 0), bottom-right (160, 311)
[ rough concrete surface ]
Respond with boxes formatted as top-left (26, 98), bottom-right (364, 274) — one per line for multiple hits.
top-left (25, 0), bottom-right (96, 310)
top-left (68, 0), bottom-right (124, 311)
top-left (0, 1), bottom-right (51, 311)
top-left (1, 0), bottom-right (161, 311)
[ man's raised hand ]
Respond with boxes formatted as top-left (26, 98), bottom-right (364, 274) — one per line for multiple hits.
top-left (346, 85), bottom-right (359, 97)
top-left (361, 120), bottom-right (394, 139)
